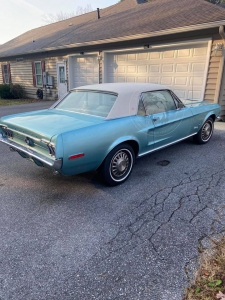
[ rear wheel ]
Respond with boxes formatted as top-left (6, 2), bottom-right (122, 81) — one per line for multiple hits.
top-left (193, 117), bottom-right (214, 144)
top-left (101, 143), bottom-right (135, 186)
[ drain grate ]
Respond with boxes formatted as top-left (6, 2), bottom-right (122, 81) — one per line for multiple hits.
top-left (157, 160), bottom-right (170, 166)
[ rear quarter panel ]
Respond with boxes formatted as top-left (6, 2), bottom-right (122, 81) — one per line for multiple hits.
top-left (187, 102), bottom-right (221, 131)
top-left (60, 116), bottom-right (147, 175)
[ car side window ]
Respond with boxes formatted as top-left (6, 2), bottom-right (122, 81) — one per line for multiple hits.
top-left (137, 99), bottom-right (146, 116)
top-left (142, 90), bottom-right (176, 115)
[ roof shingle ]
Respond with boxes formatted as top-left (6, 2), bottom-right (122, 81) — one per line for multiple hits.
top-left (0, 0), bottom-right (224, 58)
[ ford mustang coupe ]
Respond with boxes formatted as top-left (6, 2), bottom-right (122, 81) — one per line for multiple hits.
top-left (0, 83), bottom-right (221, 185)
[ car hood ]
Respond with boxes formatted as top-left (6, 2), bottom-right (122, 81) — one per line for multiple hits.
top-left (0, 109), bottom-right (105, 140)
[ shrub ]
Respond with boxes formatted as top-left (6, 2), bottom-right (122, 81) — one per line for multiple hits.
top-left (0, 84), bottom-right (13, 99)
top-left (10, 84), bottom-right (26, 99)
top-left (0, 84), bottom-right (26, 99)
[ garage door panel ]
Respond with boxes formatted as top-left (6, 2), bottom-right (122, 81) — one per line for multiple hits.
top-left (174, 90), bottom-right (186, 99)
top-left (177, 49), bottom-right (192, 57)
top-left (138, 65), bottom-right (148, 73)
top-left (126, 77), bottom-right (136, 82)
top-left (149, 65), bottom-right (160, 72)
top-left (162, 50), bottom-right (176, 59)
top-left (191, 62), bottom-right (206, 72)
top-left (176, 63), bottom-right (190, 72)
top-left (137, 77), bottom-right (147, 83)
top-left (191, 77), bottom-right (204, 85)
top-left (117, 55), bottom-right (126, 61)
top-left (150, 52), bottom-right (161, 59)
top-left (138, 53), bottom-right (148, 60)
top-left (193, 47), bottom-right (208, 56)
top-left (117, 77), bottom-right (126, 82)
top-left (188, 90), bottom-right (202, 99)
top-left (105, 43), bottom-right (208, 100)
top-left (161, 77), bottom-right (173, 85)
top-left (127, 54), bottom-right (136, 60)
top-left (174, 77), bottom-right (188, 86)
top-left (162, 64), bottom-right (174, 72)
top-left (71, 55), bottom-right (99, 88)
top-left (127, 66), bottom-right (136, 73)
top-left (149, 77), bottom-right (160, 84)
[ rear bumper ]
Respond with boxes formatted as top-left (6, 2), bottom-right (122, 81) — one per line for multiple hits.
top-left (0, 133), bottom-right (62, 170)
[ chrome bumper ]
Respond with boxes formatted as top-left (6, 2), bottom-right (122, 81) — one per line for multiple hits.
top-left (0, 134), bottom-right (62, 170)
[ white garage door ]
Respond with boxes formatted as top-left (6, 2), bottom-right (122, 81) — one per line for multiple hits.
top-left (104, 42), bottom-right (210, 100)
top-left (69, 55), bottom-right (99, 88)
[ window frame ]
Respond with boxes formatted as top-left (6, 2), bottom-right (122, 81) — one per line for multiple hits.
top-left (1, 64), bottom-right (11, 84)
top-left (138, 89), bottom-right (182, 116)
top-left (34, 61), bottom-right (43, 87)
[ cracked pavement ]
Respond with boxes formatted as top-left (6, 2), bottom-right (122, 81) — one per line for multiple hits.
top-left (0, 103), bottom-right (225, 299)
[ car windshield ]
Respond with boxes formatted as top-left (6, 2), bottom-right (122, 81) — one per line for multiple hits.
top-left (55, 90), bottom-right (118, 118)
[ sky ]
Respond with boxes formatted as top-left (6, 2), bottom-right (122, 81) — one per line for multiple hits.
top-left (0, 0), bottom-right (118, 45)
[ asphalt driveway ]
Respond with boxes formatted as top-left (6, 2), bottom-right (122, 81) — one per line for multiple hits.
top-left (0, 102), bottom-right (225, 300)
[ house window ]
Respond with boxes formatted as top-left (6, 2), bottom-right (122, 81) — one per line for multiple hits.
top-left (34, 62), bottom-right (43, 86)
top-left (1, 64), bottom-right (11, 84)
top-left (32, 61), bottom-right (45, 87)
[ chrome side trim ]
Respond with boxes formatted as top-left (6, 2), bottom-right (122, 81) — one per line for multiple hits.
top-left (138, 133), bottom-right (197, 157)
top-left (0, 134), bottom-right (62, 170)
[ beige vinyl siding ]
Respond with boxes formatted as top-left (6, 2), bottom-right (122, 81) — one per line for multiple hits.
top-left (204, 39), bottom-right (223, 103)
top-left (0, 64), bottom-right (3, 83)
top-left (10, 56), bottom-right (67, 99)
top-left (218, 50), bottom-right (225, 117)
top-left (10, 61), bottom-right (34, 97)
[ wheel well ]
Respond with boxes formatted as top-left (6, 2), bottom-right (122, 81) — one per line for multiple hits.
top-left (123, 140), bottom-right (139, 157)
top-left (97, 140), bottom-right (139, 171)
top-left (209, 114), bottom-right (216, 122)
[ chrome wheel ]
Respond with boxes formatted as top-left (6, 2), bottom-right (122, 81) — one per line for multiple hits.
top-left (110, 149), bottom-right (131, 180)
top-left (101, 143), bottom-right (135, 186)
top-left (193, 117), bottom-right (214, 144)
top-left (201, 121), bottom-right (213, 142)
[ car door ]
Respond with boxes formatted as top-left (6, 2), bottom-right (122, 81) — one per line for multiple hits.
top-left (141, 90), bottom-right (193, 150)
top-left (134, 97), bottom-right (155, 154)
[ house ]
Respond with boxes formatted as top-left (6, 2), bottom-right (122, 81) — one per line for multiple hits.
top-left (0, 0), bottom-right (225, 117)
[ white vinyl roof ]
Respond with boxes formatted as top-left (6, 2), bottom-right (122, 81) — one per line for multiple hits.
top-left (72, 83), bottom-right (169, 119)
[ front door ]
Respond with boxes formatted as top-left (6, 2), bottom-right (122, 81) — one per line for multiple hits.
top-left (142, 90), bottom-right (193, 150)
top-left (57, 62), bottom-right (68, 99)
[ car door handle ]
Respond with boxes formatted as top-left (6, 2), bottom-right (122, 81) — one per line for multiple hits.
top-left (152, 117), bottom-right (159, 122)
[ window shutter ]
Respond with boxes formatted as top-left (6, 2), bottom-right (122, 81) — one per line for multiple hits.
top-left (41, 60), bottom-right (45, 72)
top-left (1, 65), bottom-right (5, 84)
top-left (41, 61), bottom-right (45, 86)
top-left (32, 62), bottom-right (36, 87)
top-left (7, 64), bottom-right (12, 84)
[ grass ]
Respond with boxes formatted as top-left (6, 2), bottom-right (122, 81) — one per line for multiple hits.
top-left (183, 237), bottom-right (225, 300)
top-left (0, 99), bottom-right (41, 106)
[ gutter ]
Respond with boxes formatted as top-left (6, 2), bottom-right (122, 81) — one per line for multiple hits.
top-left (1, 20), bottom-right (225, 58)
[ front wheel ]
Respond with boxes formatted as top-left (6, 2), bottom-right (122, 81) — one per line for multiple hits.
top-left (193, 117), bottom-right (214, 144)
top-left (101, 143), bottom-right (135, 186)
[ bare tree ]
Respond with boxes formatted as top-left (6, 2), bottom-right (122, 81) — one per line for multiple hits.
top-left (42, 4), bottom-right (93, 24)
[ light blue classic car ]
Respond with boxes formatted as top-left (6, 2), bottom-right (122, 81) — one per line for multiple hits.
top-left (0, 83), bottom-right (221, 185)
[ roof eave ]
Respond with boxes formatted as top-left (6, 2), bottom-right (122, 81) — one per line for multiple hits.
top-left (1, 20), bottom-right (225, 59)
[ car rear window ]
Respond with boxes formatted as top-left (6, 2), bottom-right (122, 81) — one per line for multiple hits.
top-left (55, 90), bottom-right (118, 118)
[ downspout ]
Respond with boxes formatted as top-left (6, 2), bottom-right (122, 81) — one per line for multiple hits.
top-left (219, 25), bottom-right (225, 45)
top-left (217, 26), bottom-right (225, 117)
